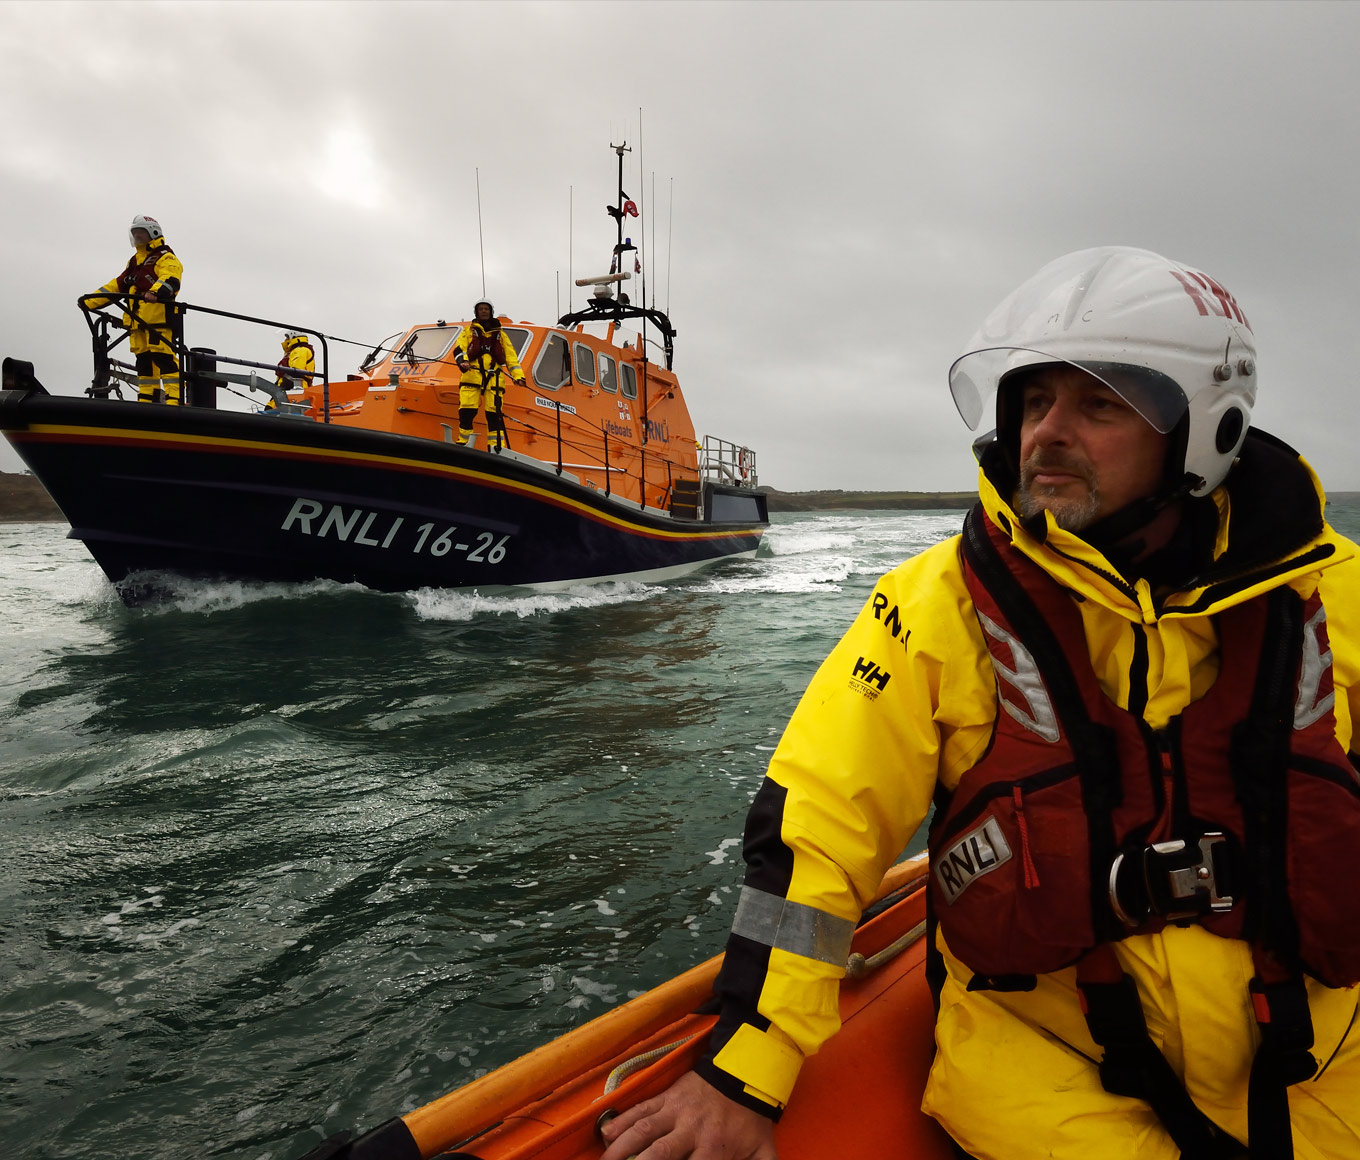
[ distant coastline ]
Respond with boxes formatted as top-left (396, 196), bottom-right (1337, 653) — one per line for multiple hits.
top-left (1, 472), bottom-right (64, 522)
top-left (4, 472), bottom-right (1358, 523)
top-left (0, 474), bottom-right (978, 522)
top-left (762, 489), bottom-right (975, 512)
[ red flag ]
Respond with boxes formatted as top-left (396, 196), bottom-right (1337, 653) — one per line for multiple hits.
top-left (623, 199), bottom-right (639, 218)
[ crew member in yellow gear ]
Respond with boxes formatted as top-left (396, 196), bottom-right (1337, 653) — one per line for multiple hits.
top-left (82, 215), bottom-right (184, 404)
top-left (452, 299), bottom-right (526, 449)
top-left (268, 330), bottom-right (315, 409)
top-left (601, 248), bottom-right (1360, 1160)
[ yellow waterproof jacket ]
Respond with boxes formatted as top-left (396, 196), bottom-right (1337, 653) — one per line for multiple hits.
top-left (85, 239), bottom-right (183, 355)
top-left (699, 432), bottom-right (1360, 1158)
top-left (276, 336), bottom-right (315, 391)
top-left (453, 321), bottom-right (524, 390)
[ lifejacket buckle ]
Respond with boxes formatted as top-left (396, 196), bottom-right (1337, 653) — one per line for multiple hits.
top-left (1109, 832), bottom-right (1234, 927)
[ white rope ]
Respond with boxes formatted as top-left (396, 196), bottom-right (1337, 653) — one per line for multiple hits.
top-left (844, 920), bottom-right (927, 980)
top-left (602, 1034), bottom-right (699, 1095)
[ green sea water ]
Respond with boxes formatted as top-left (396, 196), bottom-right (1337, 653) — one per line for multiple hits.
top-left (4, 501), bottom-right (1359, 1160)
top-left (0, 510), bottom-right (962, 1160)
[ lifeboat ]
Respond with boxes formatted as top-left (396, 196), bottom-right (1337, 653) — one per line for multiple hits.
top-left (0, 152), bottom-right (767, 602)
top-left (301, 858), bottom-right (955, 1160)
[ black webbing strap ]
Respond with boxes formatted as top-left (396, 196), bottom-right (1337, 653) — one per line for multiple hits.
top-left (1246, 969), bottom-right (1318, 1158)
top-left (1079, 966), bottom-right (1246, 1159)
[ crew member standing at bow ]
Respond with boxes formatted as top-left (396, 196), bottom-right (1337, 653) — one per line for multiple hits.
top-left (601, 247), bottom-right (1360, 1160)
top-left (82, 215), bottom-right (184, 404)
top-left (452, 299), bottom-right (526, 449)
top-left (270, 330), bottom-right (315, 408)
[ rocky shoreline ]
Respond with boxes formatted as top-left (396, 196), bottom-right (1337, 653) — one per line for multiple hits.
top-left (5, 472), bottom-right (1355, 523)
top-left (1, 473), bottom-right (64, 522)
top-left (0, 472), bottom-right (978, 523)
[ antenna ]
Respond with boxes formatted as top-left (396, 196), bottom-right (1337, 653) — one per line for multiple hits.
top-left (475, 168), bottom-right (486, 297)
top-left (638, 110), bottom-right (647, 311)
top-left (556, 270), bottom-right (560, 320)
top-left (568, 185), bottom-right (574, 314)
top-left (667, 177), bottom-right (674, 315)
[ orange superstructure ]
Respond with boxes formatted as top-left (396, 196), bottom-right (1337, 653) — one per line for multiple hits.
top-left (288, 315), bottom-right (700, 514)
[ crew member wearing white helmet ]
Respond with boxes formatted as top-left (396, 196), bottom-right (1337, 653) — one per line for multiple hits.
top-left (451, 299), bottom-right (526, 449)
top-left (601, 248), bottom-right (1360, 1160)
top-left (81, 215), bottom-right (184, 404)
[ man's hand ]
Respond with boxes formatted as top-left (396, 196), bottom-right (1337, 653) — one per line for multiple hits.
top-left (598, 1070), bottom-right (778, 1160)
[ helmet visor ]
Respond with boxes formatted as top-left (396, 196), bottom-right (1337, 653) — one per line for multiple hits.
top-left (949, 347), bottom-right (1189, 435)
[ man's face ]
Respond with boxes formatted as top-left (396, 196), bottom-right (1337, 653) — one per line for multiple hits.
top-left (475, 304), bottom-right (492, 321)
top-left (131, 228), bottom-right (150, 246)
top-left (1016, 364), bottom-right (1168, 532)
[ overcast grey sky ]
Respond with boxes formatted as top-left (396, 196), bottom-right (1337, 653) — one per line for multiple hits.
top-left (2, 0), bottom-right (1357, 491)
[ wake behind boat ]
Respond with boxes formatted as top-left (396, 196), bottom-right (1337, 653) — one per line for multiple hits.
top-left (0, 149), bottom-right (767, 602)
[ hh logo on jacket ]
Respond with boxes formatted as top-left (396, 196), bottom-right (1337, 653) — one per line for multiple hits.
top-left (850, 657), bottom-right (891, 700)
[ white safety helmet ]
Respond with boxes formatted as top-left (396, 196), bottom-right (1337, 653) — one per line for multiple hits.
top-left (129, 215), bottom-right (164, 245)
top-left (283, 330), bottom-right (307, 342)
top-left (473, 298), bottom-right (495, 316)
top-left (949, 246), bottom-right (1257, 497)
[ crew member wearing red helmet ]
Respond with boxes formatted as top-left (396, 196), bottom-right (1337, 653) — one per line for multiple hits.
top-left (601, 248), bottom-right (1360, 1160)
top-left (82, 215), bottom-right (184, 404)
top-left (452, 299), bottom-right (526, 450)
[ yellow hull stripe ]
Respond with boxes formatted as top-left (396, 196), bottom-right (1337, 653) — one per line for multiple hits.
top-left (18, 422), bottom-right (763, 543)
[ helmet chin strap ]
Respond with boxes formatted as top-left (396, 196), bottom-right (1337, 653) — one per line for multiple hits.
top-left (1078, 472), bottom-right (1202, 555)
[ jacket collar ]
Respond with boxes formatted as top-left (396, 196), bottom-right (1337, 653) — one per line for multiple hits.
top-left (977, 427), bottom-right (1351, 621)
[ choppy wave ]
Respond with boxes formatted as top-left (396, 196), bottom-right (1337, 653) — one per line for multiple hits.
top-left (0, 508), bottom-right (971, 1160)
top-left (407, 579), bottom-right (657, 621)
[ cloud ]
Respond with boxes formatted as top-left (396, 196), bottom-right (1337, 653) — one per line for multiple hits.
top-left (2, 0), bottom-right (1358, 493)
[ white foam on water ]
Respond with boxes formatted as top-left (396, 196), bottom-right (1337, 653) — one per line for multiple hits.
top-left (686, 551), bottom-right (854, 595)
top-left (123, 573), bottom-right (373, 616)
top-left (407, 579), bottom-right (657, 622)
top-left (568, 975), bottom-right (621, 1007)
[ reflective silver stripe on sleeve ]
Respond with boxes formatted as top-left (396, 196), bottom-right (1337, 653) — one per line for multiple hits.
top-left (729, 886), bottom-right (857, 966)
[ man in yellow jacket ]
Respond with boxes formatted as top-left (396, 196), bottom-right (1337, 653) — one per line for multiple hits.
top-left (82, 215), bottom-right (184, 404)
top-left (452, 299), bottom-right (526, 449)
top-left (601, 248), bottom-right (1360, 1160)
top-left (269, 330), bottom-right (315, 408)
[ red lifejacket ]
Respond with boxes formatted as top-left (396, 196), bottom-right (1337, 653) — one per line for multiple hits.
top-left (929, 505), bottom-right (1360, 990)
top-left (464, 323), bottom-right (507, 367)
top-left (116, 243), bottom-right (177, 296)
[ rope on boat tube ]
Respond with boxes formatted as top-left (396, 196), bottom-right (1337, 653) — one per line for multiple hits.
top-left (603, 1034), bottom-right (699, 1094)
top-left (599, 921), bottom-right (926, 1096)
top-left (843, 920), bottom-right (927, 981)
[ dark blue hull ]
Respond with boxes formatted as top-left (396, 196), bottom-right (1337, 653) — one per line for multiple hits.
top-left (0, 391), bottom-right (767, 598)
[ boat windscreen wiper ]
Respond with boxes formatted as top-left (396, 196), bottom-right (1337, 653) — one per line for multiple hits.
top-left (359, 332), bottom-right (401, 372)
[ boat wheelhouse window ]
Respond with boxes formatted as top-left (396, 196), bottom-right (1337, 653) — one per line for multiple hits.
top-left (360, 332), bottom-right (402, 373)
top-left (621, 363), bottom-right (638, 400)
top-left (401, 326), bottom-right (462, 364)
top-left (533, 332), bottom-right (571, 390)
top-left (503, 328), bottom-right (532, 360)
top-left (574, 343), bottom-right (596, 386)
top-left (598, 353), bottom-right (617, 394)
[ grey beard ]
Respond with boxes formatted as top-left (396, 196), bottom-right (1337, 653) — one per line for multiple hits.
top-left (1016, 482), bottom-right (1102, 532)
